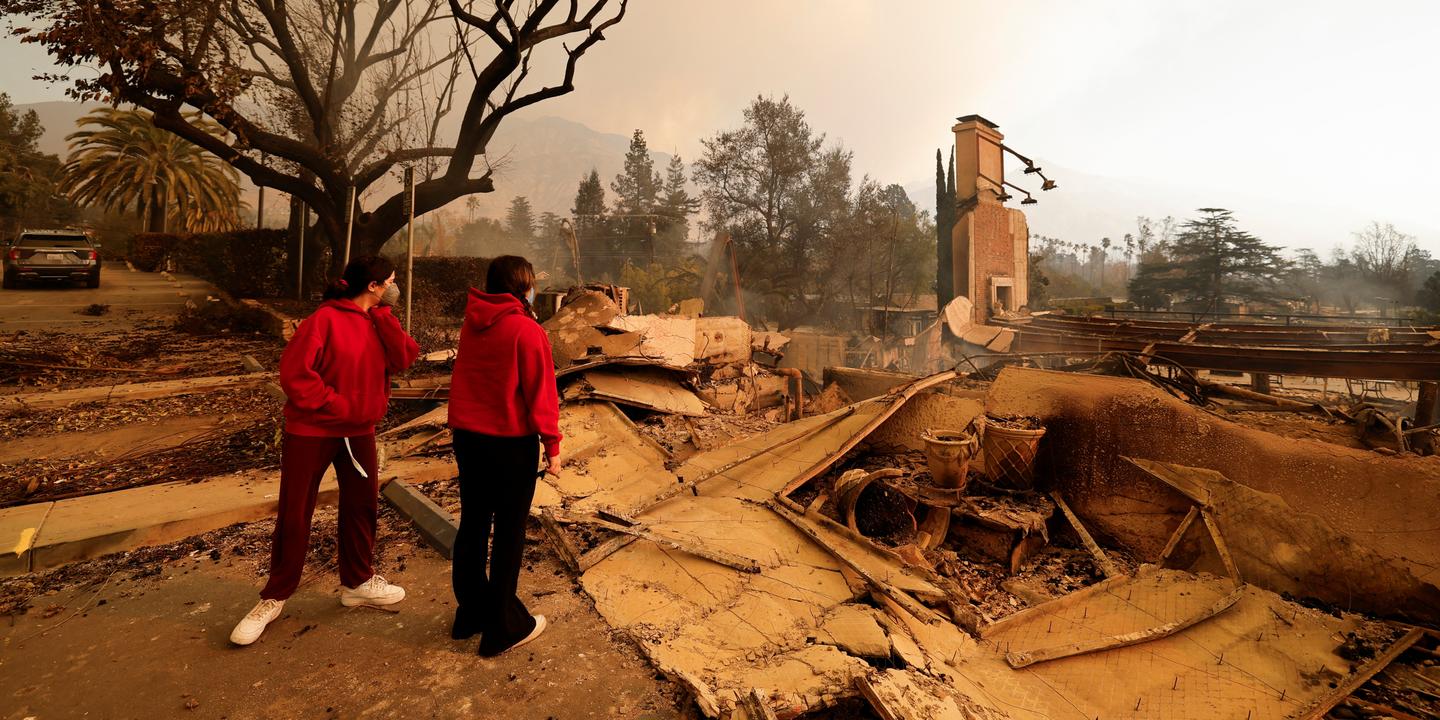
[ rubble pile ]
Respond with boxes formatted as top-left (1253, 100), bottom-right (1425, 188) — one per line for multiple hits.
top-left (5, 285), bottom-right (1439, 720)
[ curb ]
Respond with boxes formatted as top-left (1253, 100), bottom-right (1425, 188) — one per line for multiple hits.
top-left (381, 479), bottom-right (458, 559)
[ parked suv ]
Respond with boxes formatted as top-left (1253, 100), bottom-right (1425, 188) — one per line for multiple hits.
top-left (3, 229), bottom-right (102, 289)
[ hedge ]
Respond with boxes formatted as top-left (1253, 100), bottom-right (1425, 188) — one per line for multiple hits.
top-left (395, 256), bottom-right (491, 318)
top-left (129, 232), bottom-right (183, 272)
top-left (176, 229), bottom-right (290, 298)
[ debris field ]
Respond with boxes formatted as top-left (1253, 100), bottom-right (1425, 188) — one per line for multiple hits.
top-left (2, 289), bottom-right (1439, 720)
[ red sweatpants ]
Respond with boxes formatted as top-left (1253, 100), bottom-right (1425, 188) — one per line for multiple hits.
top-left (260, 433), bottom-right (379, 600)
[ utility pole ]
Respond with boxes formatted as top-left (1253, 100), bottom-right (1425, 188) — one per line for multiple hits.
top-left (342, 185), bottom-right (356, 267)
top-left (255, 152), bottom-right (266, 229)
top-left (404, 168), bottom-right (415, 334)
top-left (295, 198), bottom-right (306, 300)
top-left (883, 206), bottom-right (899, 337)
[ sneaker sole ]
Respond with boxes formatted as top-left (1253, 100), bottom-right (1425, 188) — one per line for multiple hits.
top-left (230, 618), bottom-right (278, 645)
top-left (230, 630), bottom-right (263, 646)
top-left (340, 591), bottom-right (405, 607)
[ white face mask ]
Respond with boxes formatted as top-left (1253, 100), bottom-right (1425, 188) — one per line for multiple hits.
top-left (526, 288), bottom-right (536, 304)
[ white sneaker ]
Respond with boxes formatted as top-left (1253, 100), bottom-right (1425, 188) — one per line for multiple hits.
top-left (340, 575), bottom-right (406, 607)
top-left (230, 599), bottom-right (284, 646)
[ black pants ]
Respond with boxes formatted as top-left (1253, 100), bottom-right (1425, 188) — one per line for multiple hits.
top-left (451, 429), bottom-right (540, 655)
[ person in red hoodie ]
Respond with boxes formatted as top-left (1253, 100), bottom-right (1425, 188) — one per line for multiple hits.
top-left (230, 255), bottom-right (420, 646)
top-left (447, 255), bottom-right (561, 656)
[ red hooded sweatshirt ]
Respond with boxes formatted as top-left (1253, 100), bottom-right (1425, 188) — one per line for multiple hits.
top-left (279, 300), bottom-right (420, 437)
top-left (447, 290), bottom-right (562, 458)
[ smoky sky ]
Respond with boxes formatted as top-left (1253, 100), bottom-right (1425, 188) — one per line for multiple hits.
top-left (2, 1), bottom-right (1436, 250)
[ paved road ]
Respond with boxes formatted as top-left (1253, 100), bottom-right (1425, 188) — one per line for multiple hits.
top-left (0, 261), bottom-right (218, 333)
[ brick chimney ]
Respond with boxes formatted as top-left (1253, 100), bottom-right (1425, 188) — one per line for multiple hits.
top-left (950, 115), bottom-right (1029, 324)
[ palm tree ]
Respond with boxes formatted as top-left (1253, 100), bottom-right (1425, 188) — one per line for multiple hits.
top-left (1100, 237), bottom-right (1112, 288)
top-left (60, 107), bottom-right (244, 233)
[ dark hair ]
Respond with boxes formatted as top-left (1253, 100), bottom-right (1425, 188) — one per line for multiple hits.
top-left (323, 255), bottom-right (394, 300)
top-left (485, 255), bottom-right (536, 315)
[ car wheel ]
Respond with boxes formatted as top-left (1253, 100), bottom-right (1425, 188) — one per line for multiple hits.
top-left (86, 271), bottom-right (100, 289)
top-left (2, 269), bottom-right (16, 289)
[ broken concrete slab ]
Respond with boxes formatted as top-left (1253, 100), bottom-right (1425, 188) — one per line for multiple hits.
top-left (564, 367), bottom-right (707, 417)
top-left (814, 603), bottom-right (890, 658)
top-left (1130, 457), bottom-right (1440, 624)
top-left (19, 469), bottom-right (337, 574)
top-left (542, 291), bottom-right (639, 368)
top-left (750, 331), bottom-right (790, 356)
top-left (570, 376), bottom-right (974, 717)
top-left (986, 366), bottom-right (1440, 623)
top-left (859, 669), bottom-right (998, 720)
top-left (607, 314), bottom-right (698, 367)
top-left (887, 628), bottom-right (927, 670)
top-left (549, 401), bottom-right (681, 517)
top-left (580, 511), bottom-right (868, 717)
top-left (966, 568), bottom-right (1403, 720)
top-left (0, 372), bottom-right (272, 412)
top-left (695, 316), bottom-right (752, 367)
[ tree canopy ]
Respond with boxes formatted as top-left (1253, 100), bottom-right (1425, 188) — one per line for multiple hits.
top-left (1126, 208), bottom-right (1285, 311)
top-left (0, 92), bottom-right (76, 231)
top-left (61, 107), bottom-right (244, 233)
top-left (694, 95), bottom-right (932, 328)
top-left (3, 0), bottom-right (627, 271)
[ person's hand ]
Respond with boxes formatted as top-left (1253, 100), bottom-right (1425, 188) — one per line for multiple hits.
top-left (544, 454), bottom-right (561, 477)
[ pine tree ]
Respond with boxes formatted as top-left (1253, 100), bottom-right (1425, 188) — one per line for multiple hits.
top-left (1147, 208), bottom-right (1287, 312)
top-left (609, 130), bottom-right (663, 267)
top-left (536, 211), bottom-right (563, 243)
top-left (611, 129), bottom-right (661, 215)
top-left (657, 154), bottom-right (699, 252)
top-left (505, 195), bottom-right (536, 246)
top-left (572, 169), bottom-right (606, 227)
top-left (933, 147), bottom-right (957, 307)
top-left (531, 211), bottom-right (567, 279)
top-left (572, 168), bottom-right (608, 278)
top-left (1420, 270), bottom-right (1440, 313)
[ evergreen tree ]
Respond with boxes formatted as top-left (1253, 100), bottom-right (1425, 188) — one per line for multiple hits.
top-left (1419, 270), bottom-right (1440, 314)
top-left (505, 195), bottom-right (536, 246)
top-left (455, 217), bottom-right (509, 257)
top-left (1149, 208), bottom-right (1286, 311)
top-left (934, 148), bottom-right (956, 307)
top-left (1127, 260), bottom-right (1178, 310)
top-left (531, 211), bottom-right (567, 278)
top-left (536, 211), bottom-right (563, 245)
top-left (610, 130), bottom-right (663, 267)
top-left (572, 168), bottom-right (609, 278)
top-left (655, 154), bottom-right (699, 257)
top-left (611, 129), bottom-right (661, 215)
top-left (572, 168), bottom-right (606, 230)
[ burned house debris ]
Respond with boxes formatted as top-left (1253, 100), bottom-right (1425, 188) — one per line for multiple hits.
top-left (3, 113), bottom-right (1439, 720)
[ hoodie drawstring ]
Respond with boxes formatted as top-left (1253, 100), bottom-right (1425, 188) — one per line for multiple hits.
top-left (343, 437), bottom-right (369, 479)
